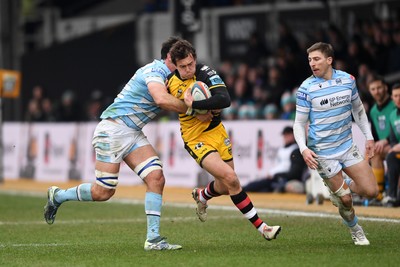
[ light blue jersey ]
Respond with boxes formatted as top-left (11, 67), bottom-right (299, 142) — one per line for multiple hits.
top-left (296, 69), bottom-right (359, 158)
top-left (100, 59), bottom-right (170, 130)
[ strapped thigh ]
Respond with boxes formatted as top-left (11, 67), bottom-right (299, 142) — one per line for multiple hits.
top-left (134, 156), bottom-right (163, 180)
top-left (95, 170), bottom-right (119, 189)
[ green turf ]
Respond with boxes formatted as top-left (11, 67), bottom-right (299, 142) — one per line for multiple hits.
top-left (0, 192), bottom-right (399, 267)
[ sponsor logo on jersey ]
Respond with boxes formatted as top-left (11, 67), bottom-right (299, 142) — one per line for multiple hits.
top-left (151, 67), bottom-right (168, 77)
top-left (329, 94), bottom-right (350, 107)
top-left (395, 120), bottom-right (400, 134)
top-left (320, 99), bottom-right (328, 106)
top-left (297, 91), bottom-right (307, 100)
top-left (177, 89), bottom-right (183, 98)
top-left (224, 138), bottom-right (231, 146)
top-left (195, 142), bottom-right (204, 150)
top-left (209, 75), bottom-right (225, 86)
top-left (207, 70), bottom-right (216, 76)
top-left (378, 115), bottom-right (386, 130)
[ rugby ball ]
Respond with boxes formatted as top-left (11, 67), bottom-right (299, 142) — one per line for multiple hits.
top-left (191, 81), bottom-right (211, 114)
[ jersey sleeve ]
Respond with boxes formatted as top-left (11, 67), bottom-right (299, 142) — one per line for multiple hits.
top-left (192, 64), bottom-right (230, 110)
top-left (293, 82), bottom-right (311, 153)
top-left (350, 75), bottom-right (374, 140)
top-left (143, 62), bottom-right (169, 85)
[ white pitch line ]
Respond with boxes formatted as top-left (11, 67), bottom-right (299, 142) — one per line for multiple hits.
top-left (144, 199), bottom-right (400, 224)
top-left (0, 241), bottom-right (131, 248)
top-left (1, 202), bottom-right (400, 249)
top-left (0, 216), bottom-right (204, 226)
top-left (0, 243), bottom-right (70, 248)
top-left (1, 191), bottom-right (400, 224)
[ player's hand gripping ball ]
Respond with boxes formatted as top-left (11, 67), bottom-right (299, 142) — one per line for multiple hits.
top-left (191, 81), bottom-right (211, 114)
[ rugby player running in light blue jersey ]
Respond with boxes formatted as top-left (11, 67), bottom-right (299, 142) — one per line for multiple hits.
top-left (293, 42), bottom-right (378, 245)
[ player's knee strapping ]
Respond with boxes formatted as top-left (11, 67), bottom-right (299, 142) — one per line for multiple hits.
top-left (76, 183), bottom-right (93, 201)
top-left (333, 181), bottom-right (354, 220)
top-left (134, 156), bottom-right (163, 180)
top-left (334, 181), bottom-right (351, 198)
top-left (95, 170), bottom-right (119, 189)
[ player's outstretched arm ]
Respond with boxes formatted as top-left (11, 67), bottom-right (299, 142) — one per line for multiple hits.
top-left (148, 82), bottom-right (187, 113)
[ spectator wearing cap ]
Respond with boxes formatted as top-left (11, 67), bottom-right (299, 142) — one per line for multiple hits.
top-left (237, 102), bottom-right (257, 120)
top-left (243, 126), bottom-right (307, 193)
top-left (280, 91), bottom-right (296, 120)
top-left (262, 103), bottom-right (279, 120)
top-left (221, 105), bottom-right (237, 120)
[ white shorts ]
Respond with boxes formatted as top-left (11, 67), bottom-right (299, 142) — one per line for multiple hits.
top-left (316, 144), bottom-right (364, 179)
top-left (92, 119), bottom-right (150, 163)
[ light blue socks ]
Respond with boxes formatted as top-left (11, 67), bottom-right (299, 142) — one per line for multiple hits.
top-left (145, 192), bottom-right (162, 240)
top-left (54, 183), bottom-right (93, 204)
top-left (343, 215), bottom-right (358, 228)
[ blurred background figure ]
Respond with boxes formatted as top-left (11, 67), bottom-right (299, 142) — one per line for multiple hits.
top-left (367, 74), bottom-right (396, 205)
top-left (279, 90), bottom-right (296, 120)
top-left (84, 90), bottom-right (104, 121)
top-left (264, 66), bottom-right (285, 108)
top-left (41, 98), bottom-right (56, 122)
top-left (237, 102), bottom-right (257, 120)
top-left (25, 99), bottom-right (44, 122)
top-left (262, 103), bottom-right (279, 120)
top-left (221, 104), bottom-right (237, 121)
top-left (384, 83), bottom-right (400, 207)
top-left (56, 90), bottom-right (82, 122)
top-left (25, 85), bottom-right (46, 122)
top-left (32, 85), bottom-right (44, 102)
top-left (243, 126), bottom-right (307, 193)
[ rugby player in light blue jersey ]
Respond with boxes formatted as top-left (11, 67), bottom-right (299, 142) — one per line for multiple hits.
top-left (293, 42), bottom-right (378, 246)
top-left (44, 36), bottom-right (187, 251)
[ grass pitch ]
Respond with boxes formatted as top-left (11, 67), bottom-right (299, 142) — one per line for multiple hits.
top-left (0, 192), bottom-right (399, 267)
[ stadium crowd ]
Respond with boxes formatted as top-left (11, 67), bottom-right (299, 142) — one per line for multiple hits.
top-left (217, 18), bottom-right (400, 121)
top-left (24, 85), bottom-right (106, 122)
top-left (25, 18), bottom-right (400, 122)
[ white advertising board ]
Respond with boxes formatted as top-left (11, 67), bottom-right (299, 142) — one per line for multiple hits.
top-left (2, 121), bottom-right (368, 188)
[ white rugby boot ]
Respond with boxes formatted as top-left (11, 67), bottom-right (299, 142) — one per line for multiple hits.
top-left (144, 236), bottom-right (182, 251)
top-left (350, 225), bottom-right (370, 245)
top-left (262, 225), bottom-right (282, 241)
top-left (192, 188), bottom-right (208, 222)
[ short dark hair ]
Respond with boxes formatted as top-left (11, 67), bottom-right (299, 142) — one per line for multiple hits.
top-left (282, 126), bottom-right (293, 135)
top-left (307, 42), bottom-right (334, 59)
top-left (392, 83), bottom-right (400, 91)
top-left (169, 40), bottom-right (197, 65)
top-left (367, 73), bottom-right (386, 87)
top-left (160, 36), bottom-right (182, 59)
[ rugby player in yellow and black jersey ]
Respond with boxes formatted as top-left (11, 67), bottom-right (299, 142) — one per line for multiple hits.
top-left (167, 41), bottom-right (232, 166)
top-left (166, 63), bottom-right (230, 144)
top-left (166, 54), bottom-right (231, 166)
top-left (166, 39), bottom-right (282, 241)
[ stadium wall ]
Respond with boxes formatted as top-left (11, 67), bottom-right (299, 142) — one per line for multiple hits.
top-left (3, 120), bottom-right (366, 188)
